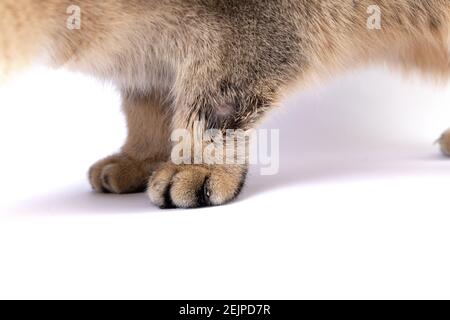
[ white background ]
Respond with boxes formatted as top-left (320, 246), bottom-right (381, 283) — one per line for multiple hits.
top-left (1, 66), bottom-right (450, 299)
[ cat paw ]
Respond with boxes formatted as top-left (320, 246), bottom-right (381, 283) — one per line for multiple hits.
top-left (89, 154), bottom-right (162, 194)
top-left (438, 129), bottom-right (450, 157)
top-left (147, 163), bottom-right (247, 208)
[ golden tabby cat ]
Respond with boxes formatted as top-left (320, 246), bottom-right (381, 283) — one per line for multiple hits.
top-left (1, 0), bottom-right (450, 208)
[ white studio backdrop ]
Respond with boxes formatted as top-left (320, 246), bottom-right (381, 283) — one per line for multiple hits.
top-left (0, 66), bottom-right (450, 299)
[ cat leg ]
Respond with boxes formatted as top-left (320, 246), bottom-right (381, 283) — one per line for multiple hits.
top-left (89, 91), bottom-right (171, 194)
top-left (147, 83), bottom-right (272, 208)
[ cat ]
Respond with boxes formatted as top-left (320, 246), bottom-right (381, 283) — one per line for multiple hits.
top-left (1, 0), bottom-right (450, 208)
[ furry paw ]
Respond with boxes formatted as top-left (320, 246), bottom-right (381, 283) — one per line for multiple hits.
top-left (147, 163), bottom-right (247, 208)
top-left (89, 154), bottom-right (162, 194)
top-left (438, 129), bottom-right (450, 157)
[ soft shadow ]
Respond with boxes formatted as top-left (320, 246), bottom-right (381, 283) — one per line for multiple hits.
top-left (241, 69), bottom-right (450, 199)
top-left (242, 154), bottom-right (450, 200)
top-left (11, 186), bottom-right (159, 215)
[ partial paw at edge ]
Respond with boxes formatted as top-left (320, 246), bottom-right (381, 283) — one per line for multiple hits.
top-left (437, 129), bottom-right (450, 157)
